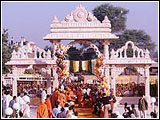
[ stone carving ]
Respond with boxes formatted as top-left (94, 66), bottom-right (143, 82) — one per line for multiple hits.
top-left (62, 4), bottom-right (100, 23)
top-left (52, 16), bottom-right (59, 23)
top-left (11, 50), bottom-right (17, 59)
top-left (73, 4), bottom-right (88, 22)
top-left (110, 41), bottom-right (148, 59)
top-left (46, 49), bottom-right (51, 58)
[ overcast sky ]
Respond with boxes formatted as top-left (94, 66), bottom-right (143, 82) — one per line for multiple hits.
top-left (2, 1), bottom-right (159, 50)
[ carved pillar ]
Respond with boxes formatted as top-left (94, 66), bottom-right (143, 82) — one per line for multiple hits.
top-left (52, 64), bottom-right (59, 91)
top-left (46, 65), bottom-right (51, 94)
top-left (105, 65), bottom-right (110, 89)
top-left (111, 65), bottom-right (116, 96)
top-left (12, 66), bottom-right (18, 96)
top-left (145, 65), bottom-right (150, 106)
top-left (52, 40), bottom-right (60, 60)
top-left (124, 49), bottom-right (127, 58)
top-left (103, 40), bottom-right (110, 63)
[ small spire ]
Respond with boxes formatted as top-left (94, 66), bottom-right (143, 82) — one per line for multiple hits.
top-left (52, 16), bottom-right (59, 23)
top-left (102, 16), bottom-right (110, 23)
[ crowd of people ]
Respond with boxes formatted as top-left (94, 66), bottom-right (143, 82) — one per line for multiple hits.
top-left (2, 82), bottom-right (158, 118)
top-left (116, 82), bottom-right (145, 97)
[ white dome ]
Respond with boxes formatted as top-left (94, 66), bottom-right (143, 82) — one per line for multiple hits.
top-left (117, 115), bottom-right (124, 118)
top-left (5, 107), bottom-right (13, 115)
top-left (115, 111), bottom-right (120, 115)
top-left (13, 103), bottom-right (20, 110)
top-left (151, 97), bottom-right (156, 103)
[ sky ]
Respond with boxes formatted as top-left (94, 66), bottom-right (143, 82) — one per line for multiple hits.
top-left (2, 1), bottom-right (159, 50)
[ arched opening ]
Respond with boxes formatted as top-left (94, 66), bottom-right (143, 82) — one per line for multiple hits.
top-left (115, 66), bottom-right (145, 97)
top-left (126, 43), bottom-right (133, 57)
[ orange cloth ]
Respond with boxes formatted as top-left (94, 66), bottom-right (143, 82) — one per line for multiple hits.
top-left (36, 103), bottom-right (49, 118)
top-left (57, 93), bottom-right (66, 107)
top-left (45, 98), bottom-right (52, 118)
top-left (77, 89), bottom-right (83, 107)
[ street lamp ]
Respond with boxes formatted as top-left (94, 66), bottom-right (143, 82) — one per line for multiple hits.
top-left (13, 103), bottom-right (20, 118)
top-left (151, 97), bottom-right (156, 112)
top-left (5, 107), bottom-right (13, 118)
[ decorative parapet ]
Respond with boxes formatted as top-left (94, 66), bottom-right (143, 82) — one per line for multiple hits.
top-left (44, 5), bottom-right (118, 40)
top-left (109, 41), bottom-right (155, 65)
top-left (10, 39), bottom-right (52, 60)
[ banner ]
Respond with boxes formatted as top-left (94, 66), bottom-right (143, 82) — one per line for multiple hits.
top-left (116, 76), bottom-right (130, 84)
top-left (91, 59), bottom-right (96, 74)
top-left (82, 60), bottom-right (88, 71)
top-left (73, 61), bottom-right (79, 72)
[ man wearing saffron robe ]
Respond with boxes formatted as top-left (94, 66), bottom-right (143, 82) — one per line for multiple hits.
top-left (77, 88), bottom-right (83, 107)
top-left (45, 95), bottom-right (52, 118)
top-left (36, 98), bottom-right (49, 118)
top-left (51, 88), bottom-right (58, 108)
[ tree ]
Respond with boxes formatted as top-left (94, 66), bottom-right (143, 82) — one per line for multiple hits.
top-left (2, 29), bottom-right (12, 74)
top-left (92, 3), bottom-right (129, 33)
top-left (109, 29), bottom-right (156, 54)
top-left (2, 29), bottom-right (19, 74)
top-left (92, 3), bottom-right (156, 56)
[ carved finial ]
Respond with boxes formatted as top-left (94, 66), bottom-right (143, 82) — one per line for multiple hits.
top-left (52, 16), bottom-right (59, 23)
top-left (64, 13), bottom-right (73, 22)
top-left (11, 50), bottom-right (17, 59)
top-left (145, 49), bottom-right (150, 58)
top-left (102, 16), bottom-right (110, 23)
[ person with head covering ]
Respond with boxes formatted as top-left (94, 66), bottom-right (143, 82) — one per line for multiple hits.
top-left (45, 95), bottom-right (52, 118)
top-left (36, 98), bottom-right (49, 118)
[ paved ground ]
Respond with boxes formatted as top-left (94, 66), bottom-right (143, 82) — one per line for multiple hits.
top-left (30, 104), bottom-right (158, 118)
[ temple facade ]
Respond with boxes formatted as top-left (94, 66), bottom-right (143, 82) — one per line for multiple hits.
top-left (5, 5), bottom-right (156, 105)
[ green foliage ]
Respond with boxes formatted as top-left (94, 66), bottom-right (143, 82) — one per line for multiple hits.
top-left (2, 29), bottom-right (18, 74)
top-left (2, 29), bottom-right (12, 74)
top-left (92, 3), bottom-right (156, 57)
top-left (92, 3), bottom-right (129, 33)
top-left (24, 68), bottom-right (35, 74)
top-left (110, 29), bottom-right (156, 53)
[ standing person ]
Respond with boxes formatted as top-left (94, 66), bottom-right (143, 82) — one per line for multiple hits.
top-left (100, 93), bottom-right (111, 118)
top-left (23, 97), bottom-right (30, 118)
top-left (45, 95), bottom-right (52, 118)
top-left (9, 96), bottom-right (17, 109)
top-left (57, 107), bottom-right (66, 118)
top-left (41, 89), bottom-right (47, 100)
top-left (109, 88), bottom-right (116, 112)
top-left (52, 102), bottom-right (61, 118)
top-left (138, 95), bottom-right (148, 118)
top-left (16, 93), bottom-right (25, 112)
top-left (131, 104), bottom-right (138, 117)
top-left (5, 91), bottom-right (13, 109)
top-left (22, 92), bottom-right (30, 104)
top-left (2, 90), bottom-right (7, 117)
top-left (36, 98), bottom-right (49, 118)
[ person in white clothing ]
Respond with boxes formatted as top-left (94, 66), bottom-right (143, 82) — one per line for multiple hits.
top-left (22, 92), bottom-right (30, 104)
top-left (17, 93), bottom-right (25, 112)
top-left (87, 88), bottom-right (91, 96)
top-left (23, 96), bottom-right (30, 118)
top-left (41, 89), bottom-right (47, 100)
top-left (2, 90), bottom-right (7, 117)
top-left (5, 91), bottom-right (13, 109)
